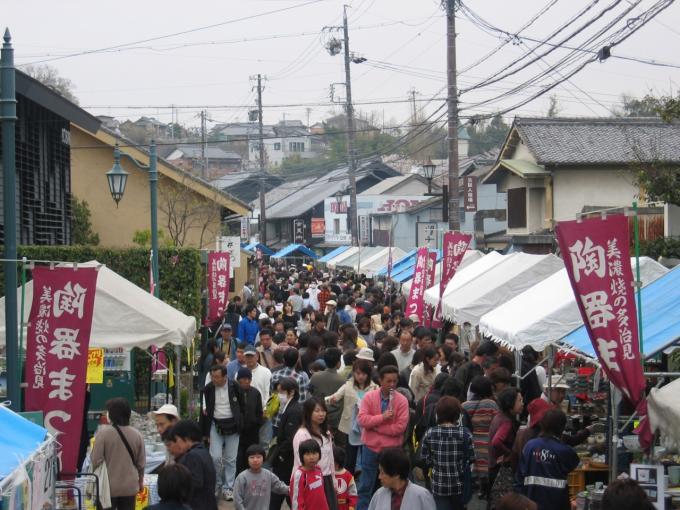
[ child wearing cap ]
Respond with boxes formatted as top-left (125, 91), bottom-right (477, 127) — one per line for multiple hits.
top-left (233, 444), bottom-right (289, 510)
top-left (235, 367), bottom-right (264, 474)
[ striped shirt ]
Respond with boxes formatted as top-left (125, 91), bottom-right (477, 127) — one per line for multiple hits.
top-left (462, 398), bottom-right (499, 475)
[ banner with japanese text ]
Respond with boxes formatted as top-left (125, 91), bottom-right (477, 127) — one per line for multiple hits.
top-left (406, 248), bottom-right (435, 322)
top-left (24, 266), bottom-right (99, 474)
top-left (423, 251), bottom-right (437, 326)
top-left (207, 252), bottom-right (231, 323)
top-left (556, 215), bottom-right (645, 406)
top-left (432, 232), bottom-right (472, 328)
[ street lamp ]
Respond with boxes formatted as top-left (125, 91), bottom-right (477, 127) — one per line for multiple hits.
top-left (420, 157), bottom-right (449, 223)
top-left (334, 190), bottom-right (343, 207)
top-left (422, 157), bottom-right (436, 194)
top-left (107, 142), bottom-right (160, 298)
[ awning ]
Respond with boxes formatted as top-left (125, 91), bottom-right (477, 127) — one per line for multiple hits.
top-left (363, 247), bottom-right (407, 276)
top-left (375, 249), bottom-right (417, 277)
top-left (335, 247), bottom-right (385, 271)
top-left (424, 251), bottom-right (505, 307)
top-left (562, 265), bottom-right (680, 359)
top-left (326, 247), bottom-right (359, 269)
top-left (391, 250), bottom-right (442, 283)
top-left (318, 246), bottom-right (351, 263)
top-left (271, 244), bottom-right (319, 259)
top-left (441, 253), bottom-right (563, 326)
top-left (402, 250), bottom-right (484, 296)
top-left (0, 406), bottom-right (48, 482)
top-left (0, 261), bottom-right (196, 349)
top-left (479, 257), bottom-right (668, 351)
top-left (243, 242), bottom-right (275, 256)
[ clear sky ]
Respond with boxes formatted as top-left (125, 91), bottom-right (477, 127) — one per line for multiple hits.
top-left (5, 0), bottom-right (680, 129)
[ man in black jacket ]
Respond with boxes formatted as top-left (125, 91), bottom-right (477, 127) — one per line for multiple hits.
top-left (201, 365), bottom-right (243, 502)
top-left (234, 367), bottom-right (263, 474)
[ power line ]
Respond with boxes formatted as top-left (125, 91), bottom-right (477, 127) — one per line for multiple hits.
top-left (20, 0), bottom-right (333, 66)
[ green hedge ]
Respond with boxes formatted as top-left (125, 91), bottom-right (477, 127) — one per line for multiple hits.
top-left (0, 245), bottom-right (202, 321)
top-left (640, 237), bottom-right (680, 260)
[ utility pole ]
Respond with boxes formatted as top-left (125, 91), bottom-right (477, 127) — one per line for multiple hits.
top-left (200, 110), bottom-right (207, 179)
top-left (257, 74), bottom-right (267, 244)
top-left (446, 0), bottom-right (460, 231)
top-left (408, 87), bottom-right (418, 124)
top-left (343, 6), bottom-right (359, 247)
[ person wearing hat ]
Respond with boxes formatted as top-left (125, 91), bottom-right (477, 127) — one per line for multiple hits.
top-left (325, 299), bottom-right (340, 333)
top-left (152, 404), bottom-right (180, 437)
top-left (235, 367), bottom-right (264, 474)
top-left (541, 375), bottom-right (570, 407)
top-left (511, 398), bottom-right (552, 471)
top-left (218, 323), bottom-right (238, 361)
top-left (243, 345), bottom-right (271, 414)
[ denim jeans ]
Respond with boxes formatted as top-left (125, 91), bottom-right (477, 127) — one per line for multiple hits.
top-left (356, 446), bottom-right (380, 510)
top-left (259, 419), bottom-right (273, 452)
top-left (209, 423), bottom-right (240, 490)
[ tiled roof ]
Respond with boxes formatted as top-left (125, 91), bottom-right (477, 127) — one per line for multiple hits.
top-left (513, 117), bottom-right (680, 165)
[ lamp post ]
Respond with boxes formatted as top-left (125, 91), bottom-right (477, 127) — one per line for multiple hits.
top-left (421, 158), bottom-right (449, 223)
top-left (106, 142), bottom-right (160, 298)
top-left (2, 29), bottom-right (19, 410)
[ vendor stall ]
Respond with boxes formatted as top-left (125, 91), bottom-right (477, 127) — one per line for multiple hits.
top-left (326, 246), bottom-right (360, 269)
top-left (374, 249), bottom-right (417, 277)
top-left (361, 247), bottom-right (407, 277)
top-left (317, 245), bottom-right (351, 264)
top-left (441, 253), bottom-right (563, 325)
top-left (270, 243), bottom-right (319, 261)
top-left (335, 246), bottom-right (385, 272)
top-left (479, 257), bottom-right (668, 351)
top-left (242, 242), bottom-right (275, 256)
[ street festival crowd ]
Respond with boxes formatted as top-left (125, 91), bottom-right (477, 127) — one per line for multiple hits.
top-left (93, 263), bottom-right (657, 510)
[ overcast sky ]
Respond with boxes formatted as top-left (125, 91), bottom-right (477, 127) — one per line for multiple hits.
top-left (5, 0), bottom-right (680, 129)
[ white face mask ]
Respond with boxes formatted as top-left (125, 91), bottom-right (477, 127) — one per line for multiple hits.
top-left (278, 392), bottom-right (289, 406)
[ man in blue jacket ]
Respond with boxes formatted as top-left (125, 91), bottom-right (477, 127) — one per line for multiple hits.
top-left (518, 408), bottom-right (579, 510)
top-left (237, 304), bottom-right (260, 346)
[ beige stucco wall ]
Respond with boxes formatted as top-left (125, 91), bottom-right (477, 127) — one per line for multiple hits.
top-left (552, 167), bottom-right (639, 222)
top-left (71, 127), bottom-right (223, 249)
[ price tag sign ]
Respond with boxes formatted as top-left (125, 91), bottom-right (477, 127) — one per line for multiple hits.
top-left (86, 348), bottom-right (104, 384)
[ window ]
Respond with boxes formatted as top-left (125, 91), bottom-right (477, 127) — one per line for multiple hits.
top-left (334, 218), bottom-right (340, 235)
top-left (507, 187), bottom-right (527, 228)
top-left (273, 142), bottom-right (281, 151)
top-left (289, 142), bottom-right (304, 152)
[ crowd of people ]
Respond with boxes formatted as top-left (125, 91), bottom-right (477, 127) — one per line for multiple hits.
top-left (89, 263), bottom-right (657, 510)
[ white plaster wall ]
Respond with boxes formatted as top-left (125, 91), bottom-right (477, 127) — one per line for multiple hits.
top-left (552, 168), bottom-right (638, 221)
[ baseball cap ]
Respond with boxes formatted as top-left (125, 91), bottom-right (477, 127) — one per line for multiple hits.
top-left (326, 300), bottom-right (337, 306)
top-left (544, 375), bottom-right (570, 390)
top-left (356, 347), bottom-right (375, 362)
top-left (527, 398), bottom-right (553, 428)
top-left (220, 323), bottom-right (232, 331)
top-left (237, 367), bottom-right (253, 380)
top-left (152, 404), bottom-right (179, 419)
top-left (244, 345), bottom-right (257, 356)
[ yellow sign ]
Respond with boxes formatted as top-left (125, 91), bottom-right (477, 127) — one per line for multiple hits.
top-left (135, 486), bottom-right (149, 510)
top-left (86, 348), bottom-right (104, 384)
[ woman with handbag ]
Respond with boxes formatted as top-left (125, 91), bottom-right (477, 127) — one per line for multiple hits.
top-left (488, 387), bottom-right (523, 510)
top-left (91, 398), bottom-right (145, 510)
top-left (421, 396), bottom-right (474, 510)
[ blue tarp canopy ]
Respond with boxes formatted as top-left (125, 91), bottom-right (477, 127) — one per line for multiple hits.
top-left (243, 242), bottom-right (275, 256)
top-left (271, 244), bottom-right (319, 259)
top-left (375, 249), bottom-right (417, 277)
top-left (318, 246), bottom-right (350, 263)
top-left (0, 406), bottom-right (48, 481)
top-left (391, 250), bottom-right (442, 283)
top-left (562, 265), bottom-right (680, 359)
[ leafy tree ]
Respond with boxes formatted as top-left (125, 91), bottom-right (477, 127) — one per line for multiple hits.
top-left (132, 229), bottom-right (174, 248)
top-left (618, 93), bottom-right (660, 117)
top-left (23, 64), bottom-right (79, 104)
top-left (467, 114), bottom-right (510, 155)
top-left (629, 94), bottom-right (680, 206)
top-left (70, 197), bottom-right (100, 245)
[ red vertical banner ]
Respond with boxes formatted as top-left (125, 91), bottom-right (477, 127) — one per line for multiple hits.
top-left (423, 251), bottom-right (438, 326)
top-left (556, 215), bottom-right (645, 406)
top-left (405, 248), bottom-right (430, 321)
top-left (207, 252), bottom-right (231, 323)
top-left (24, 266), bottom-right (99, 473)
top-left (432, 232), bottom-right (472, 328)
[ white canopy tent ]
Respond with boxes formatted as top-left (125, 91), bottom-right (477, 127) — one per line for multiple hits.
top-left (326, 247), bottom-right (359, 269)
top-left (648, 377), bottom-right (680, 451)
top-left (441, 253), bottom-right (564, 326)
top-left (478, 257), bottom-right (668, 351)
top-left (401, 250), bottom-right (484, 296)
top-left (423, 251), bottom-right (505, 307)
top-left (0, 261), bottom-right (196, 349)
top-left (363, 247), bottom-right (407, 276)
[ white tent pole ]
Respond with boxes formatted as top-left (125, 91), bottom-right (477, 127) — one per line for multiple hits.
top-left (175, 345), bottom-right (181, 408)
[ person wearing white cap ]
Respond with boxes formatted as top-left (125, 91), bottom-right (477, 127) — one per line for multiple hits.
top-left (541, 375), bottom-right (570, 407)
top-left (152, 404), bottom-right (179, 436)
top-left (325, 300), bottom-right (340, 333)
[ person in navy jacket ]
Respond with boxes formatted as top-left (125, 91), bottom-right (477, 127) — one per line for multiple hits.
top-left (517, 408), bottom-right (579, 510)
